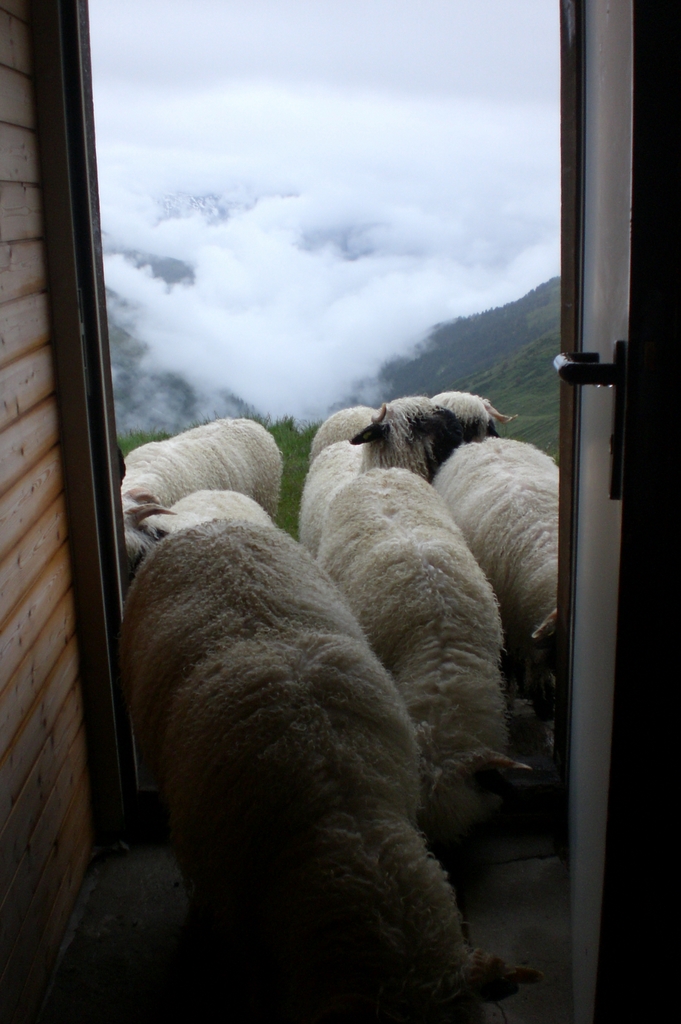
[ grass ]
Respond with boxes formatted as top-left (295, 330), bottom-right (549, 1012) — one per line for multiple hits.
top-left (263, 417), bottom-right (320, 538)
top-left (118, 429), bottom-right (172, 457)
top-left (118, 416), bottom-right (320, 539)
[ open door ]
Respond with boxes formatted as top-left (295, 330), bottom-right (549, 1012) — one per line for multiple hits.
top-left (559, 2), bottom-right (679, 1021)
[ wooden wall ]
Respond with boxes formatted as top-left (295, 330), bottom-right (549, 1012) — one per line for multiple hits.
top-left (0, 1), bottom-right (94, 1021)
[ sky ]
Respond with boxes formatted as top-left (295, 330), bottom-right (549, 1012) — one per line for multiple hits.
top-left (88, 0), bottom-right (560, 423)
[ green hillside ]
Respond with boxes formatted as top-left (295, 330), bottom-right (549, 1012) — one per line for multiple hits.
top-left (454, 326), bottom-right (561, 455)
top-left (378, 277), bottom-right (560, 400)
top-left (372, 276), bottom-right (561, 455)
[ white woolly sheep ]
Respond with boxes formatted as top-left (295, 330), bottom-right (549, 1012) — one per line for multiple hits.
top-left (144, 489), bottom-right (273, 537)
top-left (434, 438), bottom-right (558, 716)
top-left (298, 440), bottom-right (363, 557)
top-left (309, 405), bottom-right (377, 463)
top-left (121, 417), bottom-right (282, 573)
top-left (120, 520), bottom-right (538, 1024)
top-left (350, 396), bottom-right (464, 481)
top-left (316, 467), bottom-right (511, 844)
top-left (121, 487), bottom-right (175, 578)
top-left (123, 417), bottom-right (282, 514)
top-left (431, 391), bottom-right (516, 443)
top-left (124, 487), bottom-right (272, 576)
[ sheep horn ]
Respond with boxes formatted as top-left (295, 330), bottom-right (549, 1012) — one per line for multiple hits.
top-left (371, 403), bottom-right (388, 424)
top-left (532, 608), bottom-right (558, 642)
top-left (128, 503), bottom-right (176, 526)
top-left (483, 399), bottom-right (517, 424)
top-left (123, 487), bottom-right (164, 505)
top-left (481, 754), bottom-right (532, 772)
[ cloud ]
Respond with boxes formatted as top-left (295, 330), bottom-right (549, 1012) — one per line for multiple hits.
top-left (90, 2), bottom-right (560, 422)
top-left (89, 0), bottom-right (558, 102)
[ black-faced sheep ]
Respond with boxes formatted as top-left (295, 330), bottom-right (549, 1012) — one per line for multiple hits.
top-left (350, 397), bottom-right (464, 482)
top-left (434, 437), bottom-right (558, 716)
top-left (120, 520), bottom-right (537, 1023)
top-left (316, 468), bottom-right (510, 844)
top-left (430, 391), bottom-right (516, 443)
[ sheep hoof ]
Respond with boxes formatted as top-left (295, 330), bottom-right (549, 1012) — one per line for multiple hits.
top-left (467, 949), bottom-right (543, 1000)
top-left (507, 966), bottom-right (544, 984)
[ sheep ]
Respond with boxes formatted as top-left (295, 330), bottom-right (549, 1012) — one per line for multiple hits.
top-left (433, 438), bottom-right (558, 717)
top-left (123, 488), bottom-right (272, 577)
top-left (123, 417), bottom-right (282, 514)
top-left (119, 519), bottom-right (538, 1024)
top-left (350, 396), bottom-right (464, 482)
top-left (431, 391), bottom-right (516, 443)
top-left (121, 417), bottom-right (282, 573)
top-left (121, 487), bottom-right (175, 578)
top-left (309, 405), bottom-right (376, 463)
top-left (143, 489), bottom-right (273, 537)
top-left (316, 467), bottom-right (511, 844)
top-left (298, 440), bottom-right (363, 557)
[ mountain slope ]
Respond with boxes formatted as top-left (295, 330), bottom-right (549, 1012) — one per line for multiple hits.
top-left (454, 326), bottom-right (561, 454)
top-left (378, 277), bottom-right (560, 399)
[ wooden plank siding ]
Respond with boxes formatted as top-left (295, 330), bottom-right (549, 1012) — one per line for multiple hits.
top-left (1, 751), bottom-right (92, 1023)
top-left (0, 2), bottom-right (95, 1020)
top-left (0, 343), bottom-right (54, 431)
top-left (0, 239), bottom-right (46, 301)
top-left (0, 64), bottom-right (34, 128)
top-left (0, 642), bottom-right (82, 954)
top-left (0, 446), bottom-right (64, 569)
top-left (0, 713), bottom-right (87, 945)
top-left (0, 589), bottom-right (76, 767)
top-left (0, 123), bottom-right (38, 182)
top-left (0, 293), bottom-right (50, 367)
top-left (10, 773), bottom-right (93, 1024)
top-left (0, 493), bottom-right (69, 622)
top-left (0, 9), bottom-right (31, 76)
top-left (0, 396), bottom-right (59, 497)
top-left (0, 183), bottom-right (42, 243)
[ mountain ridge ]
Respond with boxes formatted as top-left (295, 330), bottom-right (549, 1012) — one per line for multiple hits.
top-left (377, 277), bottom-right (560, 400)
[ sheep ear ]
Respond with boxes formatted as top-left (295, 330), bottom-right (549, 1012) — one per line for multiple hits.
top-left (350, 422), bottom-right (390, 444)
top-left (486, 419), bottom-right (500, 438)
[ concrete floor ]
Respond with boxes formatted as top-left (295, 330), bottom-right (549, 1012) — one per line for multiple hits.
top-left (37, 844), bottom-right (188, 1024)
top-left (462, 829), bottom-right (572, 1024)
top-left (37, 822), bottom-right (571, 1024)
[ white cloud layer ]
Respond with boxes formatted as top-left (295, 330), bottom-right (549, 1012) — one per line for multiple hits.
top-left (90, 0), bottom-right (560, 422)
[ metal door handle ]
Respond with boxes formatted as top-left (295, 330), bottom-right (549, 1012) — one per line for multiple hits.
top-left (554, 341), bottom-right (627, 500)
